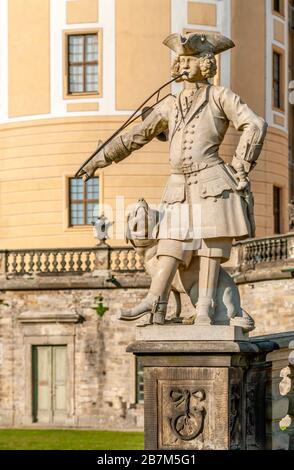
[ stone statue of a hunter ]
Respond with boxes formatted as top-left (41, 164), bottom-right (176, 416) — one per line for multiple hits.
top-left (76, 32), bottom-right (267, 329)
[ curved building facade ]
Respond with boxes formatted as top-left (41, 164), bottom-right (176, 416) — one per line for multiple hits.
top-left (0, 0), bottom-right (292, 249)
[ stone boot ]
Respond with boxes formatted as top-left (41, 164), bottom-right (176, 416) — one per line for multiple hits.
top-left (152, 298), bottom-right (168, 325)
top-left (120, 293), bottom-right (160, 321)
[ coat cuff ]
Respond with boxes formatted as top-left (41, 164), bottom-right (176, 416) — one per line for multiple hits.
top-left (231, 155), bottom-right (252, 174)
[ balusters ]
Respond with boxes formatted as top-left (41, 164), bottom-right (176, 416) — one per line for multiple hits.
top-left (76, 251), bottom-right (82, 272)
top-left (129, 251), bottom-right (137, 270)
top-left (137, 253), bottom-right (145, 271)
top-left (19, 252), bottom-right (26, 274)
top-left (121, 250), bottom-right (129, 271)
top-left (264, 239), bottom-right (271, 262)
top-left (52, 252), bottom-right (58, 272)
top-left (68, 251), bottom-right (75, 272)
top-left (28, 252), bottom-right (34, 272)
top-left (281, 238), bottom-right (288, 259)
top-left (44, 252), bottom-right (50, 272)
top-left (11, 252), bottom-right (18, 274)
top-left (112, 250), bottom-right (121, 271)
top-left (84, 251), bottom-right (91, 272)
top-left (36, 252), bottom-right (42, 272)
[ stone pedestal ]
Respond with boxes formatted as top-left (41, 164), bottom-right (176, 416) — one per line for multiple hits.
top-left (127, 329), bottom-right (275, 450)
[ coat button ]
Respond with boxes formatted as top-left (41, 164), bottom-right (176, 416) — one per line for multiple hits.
top-left (192, 124), bottom-right (196, 128)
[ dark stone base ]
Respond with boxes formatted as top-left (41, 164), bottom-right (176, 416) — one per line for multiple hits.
top-left (127, 340), bottom-right (275, 450)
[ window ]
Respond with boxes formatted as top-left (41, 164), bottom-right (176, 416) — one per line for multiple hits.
top-left (273, 51), bottom-right (282, 109)
top-left (136, 358), bottom-right (144, 403)
top-left (273, 186), bottom-right (282, 234)
top-left (69, 177), bottom-right (99, 226)
top-left (273, 0), bottom-right (284, 15)
top-left (67, 33), bottom-right (99, 95)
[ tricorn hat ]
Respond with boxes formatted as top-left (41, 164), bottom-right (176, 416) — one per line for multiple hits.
top-left (163, 32), bottom-right (235, 56)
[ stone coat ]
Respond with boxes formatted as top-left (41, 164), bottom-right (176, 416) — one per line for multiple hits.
top-left (103, 83), bottom-right (267, 241)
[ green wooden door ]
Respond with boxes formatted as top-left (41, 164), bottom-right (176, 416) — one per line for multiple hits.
top-left (32, 345), bottom-right (68, 424)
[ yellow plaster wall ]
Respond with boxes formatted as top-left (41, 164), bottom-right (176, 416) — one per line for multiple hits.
top-left (187, 2), bottom-right (217, 26)
top-left (0, 118), bottom-right (288, 249)
top-left (66, 0), bottom-right (99, 24)
top-left (67, 102), bottom-right (99, 112)
top-left (0, 117), bottom-right (170, 249)
top-left (273, 114), bottom-right (285, 126)
top-left (8, 0), bottom-right (50, 117)
top-left (115, 0), bottom-right (171, 110)
top-left (231, 0), bottom-right (265, 117)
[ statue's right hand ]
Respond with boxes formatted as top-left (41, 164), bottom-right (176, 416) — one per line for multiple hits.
top-left (76, 149), bottom-right (112, 181)
top-left (76, 166), bottom-right (95, 182)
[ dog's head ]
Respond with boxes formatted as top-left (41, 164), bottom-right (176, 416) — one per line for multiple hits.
top-left (126, 198), bottom-right (159, 251)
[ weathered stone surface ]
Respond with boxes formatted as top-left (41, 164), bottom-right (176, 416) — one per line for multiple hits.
top-left (139, 340), bottom-right (272, 450)
top-left (0, 279), bottom-right (293, 432)
top-left (0, 288), bottom-right (146, 429)
top-left (136, 324), bottom-right (248, 342)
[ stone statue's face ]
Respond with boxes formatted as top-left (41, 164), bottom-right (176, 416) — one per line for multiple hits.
top-left (178, 55), bottom-right (204, 82)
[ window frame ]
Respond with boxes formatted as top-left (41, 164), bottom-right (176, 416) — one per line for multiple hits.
top-left (63, 29), bottom-right (103, 99)
top-left (272, 0), bottom-right (285, 17)
top-left (273, 185), bottom-right (282, 234)
top-left (68, 176), bottom-right (100, 227)
top-left (272, 46), bottom-right (285, 112)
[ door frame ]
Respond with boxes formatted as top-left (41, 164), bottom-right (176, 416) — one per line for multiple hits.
top-left (24, 335), bottom-right (76, 426)
top-left (32, 344), bottom-right (68, 424)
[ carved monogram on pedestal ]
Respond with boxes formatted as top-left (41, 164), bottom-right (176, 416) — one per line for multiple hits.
top-left (156, 369), bottom-right (227, 450)
top-left (169, 388), bottom-right (206, 441)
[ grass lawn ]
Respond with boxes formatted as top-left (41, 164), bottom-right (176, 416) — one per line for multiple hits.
top-left (0, 429), bottom-right (144, 450)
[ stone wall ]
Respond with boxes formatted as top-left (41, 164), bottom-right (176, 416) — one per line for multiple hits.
top-left (0, 288), bottom-right (147, 430)
top-left (239, 279), bottom-right (294, 337)
top-left (0, 268), bottom-right (293, 430)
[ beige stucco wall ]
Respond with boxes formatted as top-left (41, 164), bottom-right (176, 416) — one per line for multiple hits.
top-left (231, 0), bottom-right (266, 117)
top-left (66, 0), bottom-right (99, 24)
top-left (115, 0), bottom-right (171, 110)
top-left (0, 117), bottom-right (170, 248)
top-left (0, 117), bottom-right (289, 249)
top-left (8, 0), bottom-right (51, 117)
top-left (0, 0), bottom-right (290, 248)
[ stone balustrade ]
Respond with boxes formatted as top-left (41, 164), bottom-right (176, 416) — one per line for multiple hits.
top-left (0, 245), bottom-right (144, 276)
top-left (234, 232), bottom-right (294, 271)
top-left (1, 232), bottom-right (294, 278)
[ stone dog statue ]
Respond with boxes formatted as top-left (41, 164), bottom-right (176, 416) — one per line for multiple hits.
top-left (126, 198), bottom-right (255, 332)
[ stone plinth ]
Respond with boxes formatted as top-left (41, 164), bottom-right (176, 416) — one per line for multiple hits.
top-left (136, 324), bottom-right (248, 342)
top-left (127, 335), bottom-right (275, 450)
